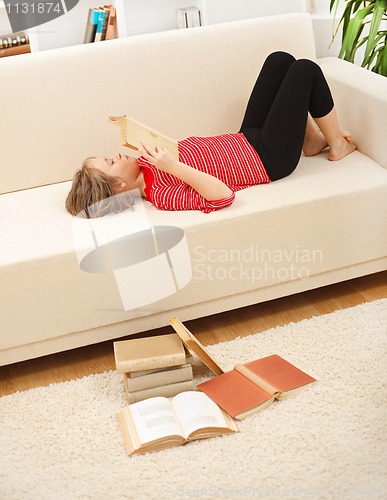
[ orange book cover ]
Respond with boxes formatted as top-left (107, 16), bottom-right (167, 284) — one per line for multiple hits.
top-left (198, 354), bottom-right (316, 420)
top-left (104, 5), bottom-right (117, 41)
top-left (235, 354), bottom-right (316, 395)
top-left (198, 370), bottom-right (274, 420)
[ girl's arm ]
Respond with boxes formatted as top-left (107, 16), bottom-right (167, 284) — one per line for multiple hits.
top-left (139, 143), bottom-right (233, 201)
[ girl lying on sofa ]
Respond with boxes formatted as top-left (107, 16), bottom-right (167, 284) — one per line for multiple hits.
top-left (65, 51), bottom-right (356, 218)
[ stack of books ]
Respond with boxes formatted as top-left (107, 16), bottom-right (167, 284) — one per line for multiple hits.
top-left (0, 32), bottom-right (30, 58)
top-left (114, 333), bottom-right (194, 404)
top-left (84, 4), bottom-right (117, 43)
top-left (116, 317), bottom-right (317, 455)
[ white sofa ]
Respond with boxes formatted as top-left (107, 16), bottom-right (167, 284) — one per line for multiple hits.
top-left (1, 13), bottom-right (386, 366)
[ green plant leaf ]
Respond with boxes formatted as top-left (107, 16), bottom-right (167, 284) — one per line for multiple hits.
top-left (339, 4), bottom-right (375, 59)
top-left (364, 0), bottom-right (386, 61)
top-left (380, 36), bottom-right (387, 76)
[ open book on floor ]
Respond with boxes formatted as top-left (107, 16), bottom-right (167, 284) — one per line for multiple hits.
top-left (117, 391), bottom-right (239, 455)
top-left (197, 354), bottom-right (316, 420)
top-left (108, 115), bottom-right (179, 158)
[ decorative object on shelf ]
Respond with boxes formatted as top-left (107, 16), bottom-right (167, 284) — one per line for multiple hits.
top-left (0, 30), bottom-right (30, 57)
top-left (176, 6), bottom-right (202, 29)
top-left (330, 0), bottom-right (387, 76)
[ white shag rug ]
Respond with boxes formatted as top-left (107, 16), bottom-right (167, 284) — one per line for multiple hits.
top-left (1, 299), bottom-right (386, 500)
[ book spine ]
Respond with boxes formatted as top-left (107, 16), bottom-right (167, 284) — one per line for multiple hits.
top-left (126, 364), bottom-right (193, 392)
top-left (116, 351), bottom-right (187, 373)
top-left (234, 364), bottom-right (278, 396)
top-left (100, 8), bottom-right (110, 41)
top-left (104, 6), bottom-right (116, 41)
top-left (126, 381), bottom-right (194, 405)
top-left (94, 10), bottom-right (105, 42)
top-left (84, 9), bottom-right (99, 43)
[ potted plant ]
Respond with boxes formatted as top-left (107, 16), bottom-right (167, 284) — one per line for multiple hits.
top-left (330, 0), bottom-right (387, 76)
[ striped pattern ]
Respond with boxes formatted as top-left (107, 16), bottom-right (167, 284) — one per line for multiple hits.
top-left (138, 133), bottom-right (270, 213)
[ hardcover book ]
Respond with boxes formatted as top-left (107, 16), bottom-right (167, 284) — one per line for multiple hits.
top-left (84, 9), bottom-right (99, 43)
top-left (113, 333), bottom-right (186, 373)
top-left (169, 317), bottom-right (224, 376)
top-left (117, 391), bottom-right (239, 455)
top-left (197, 354), bottom-right (316, 420)
top-left (108, 115), bottom-right (179, 159)
top-left (123, 379), bottom-right (194, 404)
top-left (125, 363), bottom-right (193, 392)
top-left (103, 5), bottom-right (117, 40)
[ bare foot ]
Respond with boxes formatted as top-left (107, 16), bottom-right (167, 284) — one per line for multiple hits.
top-left (328, 137), bottom-right (357, 161)
top-left (303, 130), bottom-right (328, 157)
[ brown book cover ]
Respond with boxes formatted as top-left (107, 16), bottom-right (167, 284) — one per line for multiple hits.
top-left (114, 333), bottom-right (186, 373)
top-left (198, 354), bottom-right (316, 420)
top-left (169, 317), bottom-right (224, 376)
top-left (108, 115), bottom-right (179, 159)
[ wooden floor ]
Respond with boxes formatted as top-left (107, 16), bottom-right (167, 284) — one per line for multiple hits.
top-left (1, 270), bottom-right (386, 398)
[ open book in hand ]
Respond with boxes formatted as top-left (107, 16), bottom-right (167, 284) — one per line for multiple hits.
top-left (108, 115), bottom-right (179, 159)
top-left (117, 391), bottom-right (239, 455)
top-left (197, 354), bottom-right (316, 420)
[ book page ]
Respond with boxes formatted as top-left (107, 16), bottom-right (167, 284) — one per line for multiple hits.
top-left (171, 391), bottom-right (231, 438)
top-left (129, 397), bottom-right (184, 444)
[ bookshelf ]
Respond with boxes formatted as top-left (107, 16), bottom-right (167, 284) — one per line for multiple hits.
top-left (0, 0), bottom-right (345, 57)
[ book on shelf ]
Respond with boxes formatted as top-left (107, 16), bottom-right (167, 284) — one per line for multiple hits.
top-left (177, 7), bottom-right (202, 29)
top-left (104, 5), bottom-right (117, 41)
top-left (197, 354), bottom-right (316, 420)
top-left (114, 333), bottom-right (187, 373)
top-left (117, 390), bottom-right (239, 455)
top-left (84, 9), bottom-right (100, 43)
top-left (94, 9), bottom-right (106, 42)
top-left (108, 115), bottom-right (179, 159)
top-left (169, 316), bottom-right (224, 376)
top-left (84, 5), bottom-right (117, 44)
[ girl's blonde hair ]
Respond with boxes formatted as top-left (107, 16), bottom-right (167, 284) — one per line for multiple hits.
top-left (65, 158), bottom-right (134, 218)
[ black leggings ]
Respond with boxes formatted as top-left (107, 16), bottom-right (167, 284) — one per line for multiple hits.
top-left (239, 51), bottom-right (334, 181)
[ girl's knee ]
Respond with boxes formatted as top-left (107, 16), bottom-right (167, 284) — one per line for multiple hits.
top-left (265, 51), bottom-right (296, 67)
top-left (291, 58), bottom-right (322, 78)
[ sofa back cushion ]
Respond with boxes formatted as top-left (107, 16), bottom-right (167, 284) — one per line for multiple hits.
top-left (0, 13), bottom-right (316, 195)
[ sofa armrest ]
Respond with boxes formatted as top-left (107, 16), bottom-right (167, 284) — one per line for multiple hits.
top-left (318, 57), bottom-right (387, 169)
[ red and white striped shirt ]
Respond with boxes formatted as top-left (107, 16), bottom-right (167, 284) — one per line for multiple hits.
top-left (138, 133), bottom-right (270, 213)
